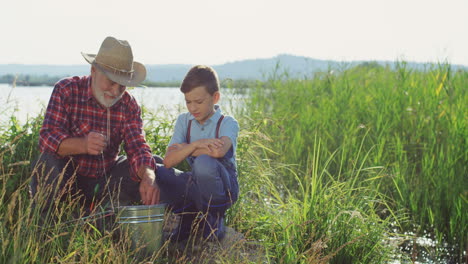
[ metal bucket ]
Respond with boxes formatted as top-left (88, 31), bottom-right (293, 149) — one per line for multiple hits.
top-left (115, 203), bottom-right (166, 255)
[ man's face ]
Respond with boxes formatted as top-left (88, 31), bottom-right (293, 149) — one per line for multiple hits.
top-left (91, 66), bottom-right (126, 107)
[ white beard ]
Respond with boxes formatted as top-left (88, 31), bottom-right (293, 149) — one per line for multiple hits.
top-left (93, 87), bottom-right (123, 108)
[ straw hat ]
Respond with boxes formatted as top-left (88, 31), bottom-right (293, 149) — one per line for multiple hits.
top-left (82, 36), bottom-right (146, 87)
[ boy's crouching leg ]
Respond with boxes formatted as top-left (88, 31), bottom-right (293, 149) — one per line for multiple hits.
top-left (192, 155), bottom-right (231, 207)
top-left (191, 155), bottom-right (233, 240)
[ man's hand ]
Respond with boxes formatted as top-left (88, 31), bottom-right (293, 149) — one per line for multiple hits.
top-left (85, 132), bottom-right (107, 155)
top-left (138, 167), bottom-right (160, 205)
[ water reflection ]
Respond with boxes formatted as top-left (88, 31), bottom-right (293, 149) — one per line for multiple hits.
top-left (387, 225), bottom-right (465, 264)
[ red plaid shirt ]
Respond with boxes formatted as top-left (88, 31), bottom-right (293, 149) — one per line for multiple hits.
top-left (39, 75), bottom-right (156, 181)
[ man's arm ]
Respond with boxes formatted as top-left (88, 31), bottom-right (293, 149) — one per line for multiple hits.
top-left (138, 166), bottom-right (160, 205)
top-left (57, 132), bottom-right (107, 157)
top-left (121, 99), bottom-right (157, 181)
top-left (121, 103), bottom-right (159, 205)
top-left (39, 82), bottom-right (73, 155)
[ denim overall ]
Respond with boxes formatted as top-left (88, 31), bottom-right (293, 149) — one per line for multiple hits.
top-left (156, 115), bottom-right (238, 241)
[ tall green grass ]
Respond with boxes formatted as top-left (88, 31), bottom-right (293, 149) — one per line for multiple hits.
top-left (0, 109), bottom-right (263, 263)
top-left (242, 62), bottom-right (467, 262)
top-left (0, 115), bottom-right (169, 263)
top-left (0, 62), bottom-right (466, 263)
top-left (232, 125), bottom-right (396, 263)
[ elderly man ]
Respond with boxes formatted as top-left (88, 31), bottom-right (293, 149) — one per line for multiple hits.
top-left (30, 36), bottom-right (160, 216)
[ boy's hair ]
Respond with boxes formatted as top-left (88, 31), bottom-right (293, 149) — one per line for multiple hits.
top-left (180, 65), bottom-right (220, 95)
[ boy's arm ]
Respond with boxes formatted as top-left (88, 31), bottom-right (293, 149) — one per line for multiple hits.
top-left (191, 136), bottom-right (232, 158)
top-left (163, 143), bottom-right (196, 168)
top-left (194, 116), bottom-right (238, 158)
top-left (163, 137), bottom-right (227, 168)
top-left (163, 114), bottom-right (190, 168)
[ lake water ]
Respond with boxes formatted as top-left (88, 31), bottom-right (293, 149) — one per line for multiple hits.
top-left (0, 84), bottom-right (242, 124)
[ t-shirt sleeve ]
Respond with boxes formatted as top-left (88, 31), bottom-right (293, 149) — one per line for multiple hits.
top-left (168, 114), bottom-right (187, 146)
top-left (218, 116), bottom-right (239, 157)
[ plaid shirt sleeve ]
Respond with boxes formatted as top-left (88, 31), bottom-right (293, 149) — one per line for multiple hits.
top-left (123, 98), bottom-right (156, 181)
top-left (39, 80), bottom-right (72, 154)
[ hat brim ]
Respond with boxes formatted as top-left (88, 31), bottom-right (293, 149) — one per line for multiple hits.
top-left (81, 52), bottom-right (146, 87)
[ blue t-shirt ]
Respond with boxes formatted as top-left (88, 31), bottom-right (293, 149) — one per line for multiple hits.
top-left (168, 105), bottom-right (239, 170)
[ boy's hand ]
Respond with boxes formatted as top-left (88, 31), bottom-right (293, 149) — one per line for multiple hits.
top-left (163, 139), bottom-right (226, 168)
top-left (192, 136), bottom-right (232, 158)
top-left (195, 138), bottom-right (224, 152)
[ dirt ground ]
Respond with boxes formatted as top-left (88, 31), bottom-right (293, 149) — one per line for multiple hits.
top-left (165, 227), bottom-right (267, 264)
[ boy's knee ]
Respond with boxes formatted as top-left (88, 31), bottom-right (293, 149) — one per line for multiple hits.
top-left (192, 155), bottom-right (218, 180)
top-left (153, 155), bottom-right (163, 164)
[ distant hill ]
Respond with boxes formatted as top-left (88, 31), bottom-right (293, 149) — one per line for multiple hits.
top-left (0, 54), bottom-right (466, 83)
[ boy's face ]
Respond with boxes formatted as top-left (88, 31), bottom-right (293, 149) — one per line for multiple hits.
top-left (184, 86), bottom-right (220, 125)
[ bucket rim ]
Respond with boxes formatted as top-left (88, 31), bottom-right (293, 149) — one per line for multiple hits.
top-left (115, 203), bottom-right (167, 212)
top-left (117, 213), bottom-right (165, 220)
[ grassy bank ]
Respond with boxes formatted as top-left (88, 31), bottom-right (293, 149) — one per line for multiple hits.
top-left (0, 106), bottom-right (395, 263)
top-left (0, 62), bottom-right (466, 263)
top-left (242, 62), bottom-right (467, 262)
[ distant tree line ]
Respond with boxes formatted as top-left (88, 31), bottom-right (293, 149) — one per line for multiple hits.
top-left (0, 74), bottom-right (261, 89)
top-left (0, 74), bottom-right (63, 86)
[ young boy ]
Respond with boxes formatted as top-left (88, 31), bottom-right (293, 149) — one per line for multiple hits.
top-left (156, 65), bottom-right (239, 241)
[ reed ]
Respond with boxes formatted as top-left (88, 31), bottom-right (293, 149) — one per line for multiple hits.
top-left (0, 110), bottom-right (261, 263)
top-left (0, 61), bottom-right (466, 263)
top-left (244, 61), bottom-right (467, 262)
top-left (232, 124), bottom-right (396, 263)
top-left (0, 116), bottom-right (169, 263)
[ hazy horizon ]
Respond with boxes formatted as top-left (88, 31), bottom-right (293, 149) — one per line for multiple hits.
top-left (2, 0), bottom-right (468, 66)
top-left (1, 53), bottom-right (467, 67)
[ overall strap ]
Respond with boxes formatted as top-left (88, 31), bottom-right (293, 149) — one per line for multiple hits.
top-left (186, 115), bottom-right (225, 144)
top-left (186, 119), bottom-right (193, 144)
top-left (215, 115), bottom-right (225, 138)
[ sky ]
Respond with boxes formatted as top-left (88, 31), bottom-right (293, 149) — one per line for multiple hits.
top-left (2, 0), bottom-right (467, 66)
